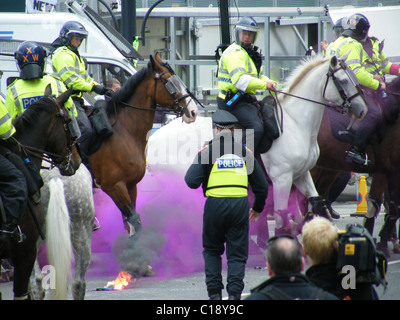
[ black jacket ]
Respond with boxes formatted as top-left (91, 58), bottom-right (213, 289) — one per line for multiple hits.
top-left (184, 132), bottom-right (268, 213)
top-left (245, 273), bottom-right (339, 300)
top-left (306, 262), bottom-right (348, 299)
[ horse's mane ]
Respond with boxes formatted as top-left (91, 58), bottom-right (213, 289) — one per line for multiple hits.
top-left (281, 54), bottom-right (330, 99)
top-left (111, 66), bottom-right (150, 102)
top-left (14, 96), bottom-right (56, 132)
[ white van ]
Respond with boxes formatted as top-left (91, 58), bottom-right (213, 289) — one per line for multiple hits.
top-left (0, 1), bottom-right (140, 99)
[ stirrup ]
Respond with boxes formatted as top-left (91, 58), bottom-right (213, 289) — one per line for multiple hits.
top-left (345, 150), bottom-right (371, 166)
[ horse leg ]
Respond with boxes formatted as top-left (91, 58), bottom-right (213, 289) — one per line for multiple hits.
top-left (293, 171), bottom-right (332, 222)
top-left (105, 181), bottom-right (142, 237)
top-left (271, 173), bottom-right (294, 235)
top-left (29, 259), bottom-right (44, 300)
top-left (363, 174), bottom-right (386, 235)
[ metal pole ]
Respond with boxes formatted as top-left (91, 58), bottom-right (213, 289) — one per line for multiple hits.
top-left (121, 0), bottom-right (137, 42)
top-left (218, 0), bottom-right (230, 46)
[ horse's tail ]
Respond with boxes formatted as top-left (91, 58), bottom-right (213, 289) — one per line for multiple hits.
top-left (46, 177), bottom-right (72, 300)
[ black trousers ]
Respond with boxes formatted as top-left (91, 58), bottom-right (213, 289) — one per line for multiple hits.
top-left (217, 97), bottom-right (269, 153)
top-left (0, 154), bottom-right (28, 225)
top-left (72, 97), bottom-right (94, 170)
top-left (202, 197), bottom-right (249, 296)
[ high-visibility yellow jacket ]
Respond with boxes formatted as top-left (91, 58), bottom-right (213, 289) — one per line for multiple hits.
top-left (217, 43), bottom-right (274, 100)
top-left (5, 74), bottom-right (77, 119)
top-left (51, 46), bottom-right (99, 98)
top-left (206, 153), bottom-right (248, 197)
top-left (326, 36), bottom-right (380, 90)
top-left (0, 99), bottom-right (15, 140)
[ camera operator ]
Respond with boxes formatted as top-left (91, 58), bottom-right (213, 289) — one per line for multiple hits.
top-left (302, 217), bottom-right (379, 300)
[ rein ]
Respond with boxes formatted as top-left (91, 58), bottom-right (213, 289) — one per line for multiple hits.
top-left (10, 136), bottom-right (72, 171)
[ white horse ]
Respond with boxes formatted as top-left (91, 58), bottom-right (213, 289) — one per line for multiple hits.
top-left (147, 55), bottom-right (367, 235)
top-left (30, 164), bottom-right (94, 300)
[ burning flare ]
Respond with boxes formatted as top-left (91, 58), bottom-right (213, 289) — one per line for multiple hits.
top-left (105, 271), bottom-right (136, 290)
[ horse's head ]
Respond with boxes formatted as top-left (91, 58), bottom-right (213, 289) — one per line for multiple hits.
top-left (148, 53), bottom-right (198, 123)
top-left (323, 55), bottom-right (368, 120)
top-left (43, 85), bottom-right (82, 176)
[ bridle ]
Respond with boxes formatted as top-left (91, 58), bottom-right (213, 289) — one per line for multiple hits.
top-left (153, 61), bottom-right (204, 117)
top-left (273, 58), bottom-right (364, 114)
top-left (115, 60), bottom-right (203, 118)
top-left (12, 96), bottom-right (79, 171)
top-left (322, 58), bottom-right (364, 114)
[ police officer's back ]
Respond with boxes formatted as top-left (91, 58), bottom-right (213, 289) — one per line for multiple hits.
top-left (185, 110), bottom-right (268, 300)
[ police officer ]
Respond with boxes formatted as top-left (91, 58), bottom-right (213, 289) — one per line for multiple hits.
top-left (217, 17), bottom-right (277, 154)
top-left (185, 110), bottom-right (269, 300)
top-left (5, 41), bottom-right (77, 120)
top-left (51, 21), bottom-right (111, 173)
top-left (326, 13), bottom-right (384, 165)
top-left (321, 17), bottom-right (346, 54)
top-left (0, 100), bottom-right (28, 243)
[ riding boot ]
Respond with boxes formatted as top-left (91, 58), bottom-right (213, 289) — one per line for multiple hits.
top-left (0, 223), bottom-right (26, 243)
top-left (309, 196), bottom-right (332, 221)
top-left (345, 145), bottom-right (371, 166)
top-left (228, 294), bottom-right (241, 300)
top-left (323, 199), bottom-right (340, 219)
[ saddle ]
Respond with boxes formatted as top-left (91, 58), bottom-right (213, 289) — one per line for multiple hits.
top-left (83, 100), bottom-right (114, 155)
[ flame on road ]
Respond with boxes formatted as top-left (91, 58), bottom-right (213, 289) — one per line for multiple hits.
top-left (105, 271), bottom-right (136, 290)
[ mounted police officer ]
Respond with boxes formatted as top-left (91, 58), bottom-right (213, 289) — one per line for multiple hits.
top-left (5, 41), bottom-right (77, 120)
top-left (326, 14), bottom-right (385, 166)
top-left (0, 100), bottom-right (28, 243)
top-left (217, 17), bottom-right (277, 155)
top-left (185, 110), bottom-right (269, 300)
top-left (51, 21), bottom-right (111, 174)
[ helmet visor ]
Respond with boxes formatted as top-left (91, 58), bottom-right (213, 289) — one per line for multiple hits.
top-left (66, 28), bottom-right (88, 39)
top-left (235, 27), bottom-right (258, 48)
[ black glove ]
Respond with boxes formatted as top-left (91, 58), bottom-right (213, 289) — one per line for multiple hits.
top-left (104, 89), bottom-right (114, 97)
top-left (92, 85), bottom-right (107, 95)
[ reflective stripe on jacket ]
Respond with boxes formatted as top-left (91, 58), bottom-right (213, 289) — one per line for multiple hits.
top-left (206, 153), bottom-right (248, 197)
top-left (217, 43), bottom-right (270, 99)
top-left (5, 74), bottom-right (77, 119)
top-left (0, 100), bottom-right (15, 140)
top-left (51, 46), bottom-right (98, 98)
top-left (326, 36), bottom-right (380, 90)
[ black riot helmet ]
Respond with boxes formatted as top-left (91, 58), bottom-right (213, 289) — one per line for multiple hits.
top-left (342, 13), bottom-right (370, 41)
top-left (59, 21), bottom-right (88, 49)
top-left (333, 17), bottom-right (347, 38)
top-left (14, 41), bottom-right (47, 80)
top-left (234, 17), bottom-right (259, 49)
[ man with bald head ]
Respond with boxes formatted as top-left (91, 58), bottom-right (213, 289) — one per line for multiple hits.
top-left (246, 234), bottom-right (338, 300)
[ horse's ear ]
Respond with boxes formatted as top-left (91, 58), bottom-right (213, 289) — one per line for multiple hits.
top-left (330, 55), bottom-right (338, 68)
top-left (149, 54), bottom-right (155, 71)
top-left (57, 86), bottom-right (73, 105)
top-left (44, 84), bottom-right (52, 96)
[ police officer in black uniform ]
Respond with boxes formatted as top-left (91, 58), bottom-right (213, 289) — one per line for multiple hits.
top-left (185, 110), bottom-right (269, 300)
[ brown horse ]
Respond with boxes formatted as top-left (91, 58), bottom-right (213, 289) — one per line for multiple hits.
top-left (89, 53), bottom-right (197, 236)
top-left (311, 75), bottom-right (400, 233)
top-left (0, 86), bottom-right (81, 299)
